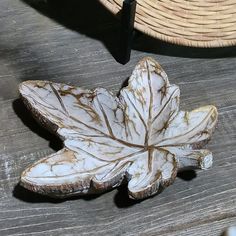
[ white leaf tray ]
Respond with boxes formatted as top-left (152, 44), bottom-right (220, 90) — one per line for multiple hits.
top-left (19, 57), bottom-right (218, 200)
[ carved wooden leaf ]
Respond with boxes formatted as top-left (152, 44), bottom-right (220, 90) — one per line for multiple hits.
top-left (19, 57), bottom-right (218, 199)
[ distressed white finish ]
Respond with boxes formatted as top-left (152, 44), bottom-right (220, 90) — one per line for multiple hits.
top-left (19, 57), bottom-right (218, 199)
top-left (224, 227), bottom-right (236, 236)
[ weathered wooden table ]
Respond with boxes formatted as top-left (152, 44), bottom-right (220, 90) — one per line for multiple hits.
top-left (0, 1), bottom-right (236, 235)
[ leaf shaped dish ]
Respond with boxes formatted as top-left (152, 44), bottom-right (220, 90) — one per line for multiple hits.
top-left (19, 57), bottom-right (218, 200)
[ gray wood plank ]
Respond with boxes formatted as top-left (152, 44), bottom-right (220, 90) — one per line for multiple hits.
top-left (0, 0), bottom-right (236, 235)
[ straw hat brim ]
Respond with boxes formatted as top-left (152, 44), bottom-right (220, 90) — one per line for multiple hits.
top-left (98, 0), bottom-right (236, 48)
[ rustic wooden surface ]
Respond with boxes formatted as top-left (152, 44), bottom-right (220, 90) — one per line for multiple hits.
top-left (0, 0), bottom-right (236, 235)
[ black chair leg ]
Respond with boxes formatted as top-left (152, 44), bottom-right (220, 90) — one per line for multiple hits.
top-left (118, 0), bottom-right (136, 64)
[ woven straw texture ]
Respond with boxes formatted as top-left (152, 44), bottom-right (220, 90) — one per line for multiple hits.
top-left (99, 0), bottom-right (236, 47)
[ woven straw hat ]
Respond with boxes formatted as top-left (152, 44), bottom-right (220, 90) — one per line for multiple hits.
top-left (98, 0), bottom-right (236, 47)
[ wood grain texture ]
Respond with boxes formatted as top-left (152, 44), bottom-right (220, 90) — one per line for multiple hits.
top-left (0, 0), bottom-right (236, 235)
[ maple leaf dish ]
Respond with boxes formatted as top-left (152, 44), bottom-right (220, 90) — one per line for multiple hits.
top-left (19, 57), bottom-right (218, 200)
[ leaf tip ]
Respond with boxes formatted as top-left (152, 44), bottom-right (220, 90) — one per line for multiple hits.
top-left (19, 80), bottom-right (49, 95)
top-left (136, 57), bottom-right (166, 75)
top-left (199, 151), bottom-right (213, 170)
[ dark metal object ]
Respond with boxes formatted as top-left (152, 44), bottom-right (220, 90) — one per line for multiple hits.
top-left (118, 0), bottom-right (136, 64)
